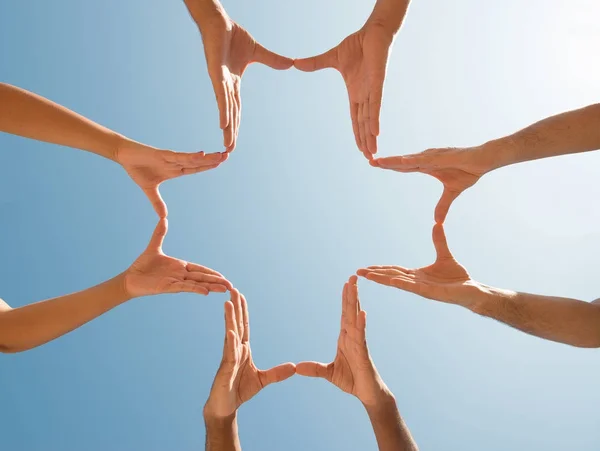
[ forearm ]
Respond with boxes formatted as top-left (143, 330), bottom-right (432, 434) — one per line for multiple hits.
top-left (0, 83), bottom-right (124, 161)
top-left (466, 284), bottom-right (600, 348)
top-left (368, 0), bottom-right (411, 34)
top-left (0, 274), bottom-right (132, 353)
top-left (204, 412), bottom-right (241, 451)
top-left (485, 103), bottom-right (600, 171)
top-left (365, 394), bottom-right (418, 451)
top-left (183, 0), bottom-right (229, 32)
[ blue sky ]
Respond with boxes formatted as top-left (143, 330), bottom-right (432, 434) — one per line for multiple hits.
top-left (1, 0), bottom-right (600, 449)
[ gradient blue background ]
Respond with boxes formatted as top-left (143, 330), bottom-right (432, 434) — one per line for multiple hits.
top-left (1, 0), bottom-right (600, 449)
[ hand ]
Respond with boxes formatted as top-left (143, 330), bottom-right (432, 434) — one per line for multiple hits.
top-left (294, 20), bottom-right (395, 158)
top-left (199, 10), bottom-right (293, 152)
top-left (124, 219), bottom-right (232, 298)
top-left (358, 224), bottom-right (479, 304)
top-left (204, 290), bottom-right (296, 419)
top-left (115, 141), bottom-right (227, 218)
top-left (296, 276), bottom-right (391, 407)
top-left (371, 146), bottom-right (493, 223)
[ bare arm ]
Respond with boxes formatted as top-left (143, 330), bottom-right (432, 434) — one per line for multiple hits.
top-left (469, 287), bottom-right (600, 348)
top-left (0, 220), bottom-right (231, 354)
top-left (0, 82), bottom-right (121, 160)
top-left (204, 413), bottom-right (240, 451)
top-left (488, 103), bottom-right (600, 170)
top-left (365, 394), bottom-right (418, 451)
top-left (0, 275), bottom-right (130, 353)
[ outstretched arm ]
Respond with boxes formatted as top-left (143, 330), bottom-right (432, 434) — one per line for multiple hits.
top-left (470, 288), bottom-right (600, 348)
top-left (204, 414), bottom-right (240, 451)
top-left (0, 82), bottom-right (121, 160)
top-left (359, 225), bottom-right (600, 348)
top-left (0, 83), bottom-right (227, 217)
top-left (0, 219), bottom-right (231, 354)
top-left (487, 103), bottom-right (600, 170)
top-left (296, 276), bottom-right (418, 450)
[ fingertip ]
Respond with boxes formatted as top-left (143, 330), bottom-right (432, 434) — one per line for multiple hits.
top-left (349, 275), bottom-right (358, 284)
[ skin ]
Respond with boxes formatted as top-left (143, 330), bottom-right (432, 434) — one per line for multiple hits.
top-left (371, 103), bottom-right (600, 223)
top-left (183, 0), bottom-right (294, 153)
top-left (359, 225), bottom-right (600, 348)
top-left (295, 0), bottom-right (411, 159)
top-left (204, 290), bottom-right (296, 451)
top-left (0, 82), bottom-right (227, 218)
top-left (296, 276), bottom-right (418, 451)
top-left (0, 219), bottom-right (232, 353)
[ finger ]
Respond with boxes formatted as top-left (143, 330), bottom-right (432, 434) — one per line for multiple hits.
top-left (295, 361), bottom-right (333, 380)
top-left (223, 87), bottom-right (234, 149)
top-left (357, 310), bottom-right (367, 333)
top-left (363, 100), bottom-right (377, 155)
top-left (294, 47), bottom-right (338, 72)
top-left (350, 101), bottom-right (361, 151)
top-left (143, 186), bottom-right (168, 219)
top-left (372, 155), bottom-right (428, 171)
top-left (347, 276), bottom-right (358, 328)
top-left (185, 262), bottom-right (224, 278)
top-left (230, 289), bottom-right (243, 337)
top-left (147, 218), bottom-right (168, 251)
top-left (223, 329), bottom-right (237, 364)
top-left (358, 102), bottom-right (367, 153)
top-left (212, 79), bottom-right (230, 131)
top-left (166, 151), bottom-right (225, 167)
top-left (226, 89), bottom-right (236, 152)
top-left (341, 281), bottom-right (349, 329)
top-left (365, 265), bottom-right (412, 271)
top-left (185, 272), bottom-right (233, 290)
top-left (434, 188), bottom-right (461, 224)
top-left (234, 85), bottom-right (242, 145)
top-left (368, 90), bottom-right (383, 138)
top-left (359, 268), bottom-right (412, 278)
top-left (361, 272), bottom-right (397, 287)
top-left (164, 281), bottom-right (209, 295)
top-left (241, 293), bottom-right (249, 343)
top-left (225, 300), bottom-right (237, 340)
top-left (199, 283), bottom-right (229, 293)
top-left (258, 363), bottom-right (296, 387)
top-left (432, 223), bottom-right (453, 260)
top-left (180, 163), bottom-right (222, 175)
top-left (253, 42), bottom-right (294, 70)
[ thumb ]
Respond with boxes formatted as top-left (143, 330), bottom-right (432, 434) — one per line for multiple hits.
top-left (294, 46), bottom-right (338, 72)
top-left (432, 223), bottom-right (453, 260)
top-left (295, 361), bottom-right (333, 380)
top-left (253, 43), bottom-right (294, 70)
top-left (147, 217), bottom-right (168, 252)
top-left (434, 187), bottom-right (461, 224)
top-left (258, 363), bottom-right (296, 387)
top-left (144, 185), bottom-right (167, 218)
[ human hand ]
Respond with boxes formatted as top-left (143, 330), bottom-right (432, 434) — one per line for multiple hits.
top-left (296, 276), bottom-right (391, 407)
top-left (371, 146), bottom-right (494, 223)
top-left (204, 290), bottom-right (296, 419)
top-left (124, 219), bottom-right (232, 298)
top-left (116, 140), bottom-right (227, 218)
top-left (294, 20), bottom-right (395, 158)
top-left (198, 9), bottom-right (293, 153)
top-left (358, 224), bottom-right (480, 305)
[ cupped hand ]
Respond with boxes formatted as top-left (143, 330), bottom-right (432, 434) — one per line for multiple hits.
top-left (124, 219), bottom-right (232, 298)
top-left (200, 12), bottom-right (293, 153)
top-left (358, 224), bottom-right (478, 304)
top-left (294, 20), bottom-right (395, 158)
top-left (204, 290), bottom-right (296, 419)
top-left (371, 147), bottom-right (491, 223)
top-left (296, 276), bottom-right (391, 407)
top-left (117, 141), bottom-right (227, 218)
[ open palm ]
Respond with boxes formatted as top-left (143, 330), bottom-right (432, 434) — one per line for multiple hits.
top-left (371, 147), bottom-right (491, 223)
top-left (124, 219), bottom-right (232, 298)
top-left (204, 290), bottom-right (295, 419)
top-left (295, 21), bottom-right (395, 158)
top-left (117, 143), bottom-right (227, 218)
top-left (201, 14), bottom-right (293, 153)
top-left (358, 224), bottom-right (478, 304)
top-left (296, 276), bottom-right (390, 407)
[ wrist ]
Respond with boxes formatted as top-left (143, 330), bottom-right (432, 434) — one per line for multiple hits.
top-left (117, 271), bottom-right (137, 302)
top-left (186, 0), bottom-right (231, 34)
top-left (467, 282), bottom-right (517, 317)
top-left (478, 136), bottom-right (520, 173)
top-left (203, 405), bottom-right (237, 424)
top-left (363, 390), bottom-right (398, 417)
